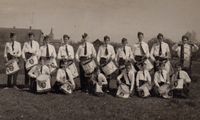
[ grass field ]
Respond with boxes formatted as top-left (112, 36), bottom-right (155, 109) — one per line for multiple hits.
top-left (0, 62), bottom-right (200, 120)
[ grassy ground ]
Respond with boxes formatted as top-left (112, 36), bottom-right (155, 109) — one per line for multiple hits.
top-left (0, 62), bottom-right (200, 120)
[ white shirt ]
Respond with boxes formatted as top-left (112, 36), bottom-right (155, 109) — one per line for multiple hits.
top-left (22, 40), bottom-right (40, 60)
top-left (150, 42), bottom-right (171, 61)
top-left (28, 64), bottom-right (50, 78)
top-left (117, 70), bottom-right (135, 91)
top-left (56, 68), bottom-right (75, 86)
top-left (133, 41), bottom-right (150, 57)
top-left (172, 70), bottom-right (191, 83)
top-left (154, 69), bottom-right (169, 87)
top-left (172, 43), bottom-right (199, 59)
top-left (4, 41), bottom-right (22, 58)
top-left (136, 70), bottom-right (151, 87)
top-left (75, 42), bottom-right (96, 62)
top-left (39, 44), bottom-right (57, 58)
top-left (115, 45), bottom-right (133, 62)
top-left (57, 44), bottom-right (74, 60)
top-left (97, 44), bottom-right (115, 64)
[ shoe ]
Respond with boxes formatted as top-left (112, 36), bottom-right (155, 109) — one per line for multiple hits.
top-left (3, 87), bottom-right (9, 90)
top-left (13, 86), bottom-right (19, 90)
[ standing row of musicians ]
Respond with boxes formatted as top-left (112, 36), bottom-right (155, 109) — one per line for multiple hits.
top-left (4, 32), bottom-right (199, 98)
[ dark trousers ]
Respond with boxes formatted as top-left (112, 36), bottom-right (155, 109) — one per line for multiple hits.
top-left (30, 77), bottom-right (36, 92)
top-left (79, 63), bottom-right (88, 92)
top-left (24, 64), bottom-right (30, 87)
top-left (7, 71), bottom-right (18, 87)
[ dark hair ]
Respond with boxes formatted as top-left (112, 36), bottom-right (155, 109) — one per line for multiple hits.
top-left (10, 32), bottom-right (16, 38)
top-left (121, 38), bottom-right (127, 43)
top-left (137, 32), bottom-right (144, 37)
top-left (28, 32), bottom-right (35, 37)
top-left (63, 34), bottom-right (70, 39)
top-left (125, 61), bottom-right (132, 67)
top-left (104, 35), bottom-right (110, 41)
top-left (82, 33), bottom-right (88, 39)
top-left (43, 35), bottom-right (49, 41)
top-left (182, 35), bottom-right (189, 41)
top-left (157, 33), bottom-right (163, 39)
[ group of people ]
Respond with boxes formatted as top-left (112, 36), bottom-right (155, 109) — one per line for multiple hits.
top-left (4, 31), bottom-right (199, 99)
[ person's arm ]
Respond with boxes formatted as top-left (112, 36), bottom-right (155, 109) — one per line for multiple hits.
top-left (192, 44), bottom-right (199, 52)
top-left (146, 71), bottom-right (151, 85)
top-left (99, 74), bottom-right (108, 85)
top-left (75, 46), bottom-right (80, 62)
top-left (129, 71), bottom-right (135, 93)
top-left (115, 48), bottom-right (119, 65)
top-left (35, 42), bottom-right (40, 58)
top-left (183, 71), bottom-right (191, 83)
top-left (28, 66), bottom-right (37, 78)
top-left (97, 46), bottom-right (101, 64)
top-left (21, 43), bottom-right (26, 61)
top-left (166, 44), bottom-right (171, 58)
top-left (57, 47), bottom-right (62, 60)
top-left (70, 46), bottom-right (75, 59)
top-left (154, 72), bottom-right (160, 87)
top-left (136, 71), bottom-right (140, 88)
top-left (110, 46), bottom-right (116, 60)
top-left (56, 69), bottom-right (63, 83)
top-left (67, 69), bottom-right (75, 89)
top-left (91, 44), bottom-right (97, 59)
top-left (4, 43), bottom-right (8, 62)
top-left (52, 46), bottom-right (57, 58)
top-left (172, 43), bottom-right (179, 52)
top-left (117, 73), bottom-right (123, 84)
top-left (150, 45), bottom-right (155, 61)
top-left (16, 43), bottom-right (22, 57)
top-left (145, 44), bottom-right (150, 58)
top-left (129, 47), bottom-right (134, 61)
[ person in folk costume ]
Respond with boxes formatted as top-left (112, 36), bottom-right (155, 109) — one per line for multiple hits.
top-left (115, 38), bottom-right (135, 71)
top-left (172, 35), bottom-right (199, 76)
top-left (116, 62), bottom-right (135, 98)
top-left (171, 63), bottom-right (191, 98)
top-left (97, 35), bottom-right (116, 92)
top-left (28, 57), bottom-right (51, 93)
top-left (150, 33), bottom-right (173, 76)
top-left (22, 32), bottom-right (40, 89)
top-left (39, 35), bottom-right (57, 74)
top-left (4, 32), bottom-right (22, 89)
top-left (132, 32), bottom-right (153, 72)
top-left (75, 33), bottom-right (97, 93)
top-left (53, 60), bottom-right (75, 94)
top-left (153, 63), bottom-right (173, 98)
top-left (89, 67), bottom-right (108, 96)
top-left (136, 62), bottom-right (152, 97)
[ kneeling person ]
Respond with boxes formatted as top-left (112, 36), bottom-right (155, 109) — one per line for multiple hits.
top-left (136, 63), bottom-right (152, 97)
top-left (53, 61), bottom-right (75, 94)
top-left (116, 62), bottom-right (135, 98)
top-left (28, 57), bottom-right (51, 93)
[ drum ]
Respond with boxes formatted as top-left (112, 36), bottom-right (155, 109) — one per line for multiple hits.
top-left (26, 56), bottom-right (38, 69)
top-left (159, 84), bottom-right (173, 98)
top-left (116, 83), bottom-right (130, 98)
top-left (101, 61), bottom-right (117, 76)
top-left (66, 61), bottom-right (79, 78)
top-left (36, 74), bottom-right (51, 93)
top-left (95, 83), bottom-right (103, 93)
top-left (138, 83), bottom-right (151, 97)
top-left (81, 59), bottom-right (96, 74)
top-left (60, 82), bottom-right (73, 94)
top-left (6, 59), bottom-right (20, 75)
top-left (173, 79), bottom-right (184, 89)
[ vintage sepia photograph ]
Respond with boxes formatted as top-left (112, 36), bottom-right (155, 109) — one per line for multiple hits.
top-left (0, 0), bottom-right (200, 120)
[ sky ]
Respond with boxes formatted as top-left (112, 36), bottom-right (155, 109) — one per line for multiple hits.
top-left (0, 0), bottom-right (199, 44)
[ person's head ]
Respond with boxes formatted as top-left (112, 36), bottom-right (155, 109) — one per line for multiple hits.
top-left (43, 35), bottom-right (50, 45)
top-left (10, 32), bottom-right (16, 41)
top-left (81, 33), bottom-right (88, 43)
top-left (139, 62), bottom-right (146, 71)
top-left (175, 63), bottom-right (182, 71)
top-left (158, 63), bottom-right (165, 71)
top-left (63, 34), bottom-right (70, 44)
top-left (157, 33), bottom-right (164, 43)
top-left (182, 35), bottom-right (189, 44)
top-left (59, 60), bottom-right (66, 68)
top-left (121, 38), bottom-right (128, 46)
top-left (39, 57), bottom-right (46, 65)
top-left (28, 32), bottom-right (35, 41)
top-left (137, 32), bottom-right (144, 42)
top-left (104, 35), bottom-right (110, 45)
top-left (125, 62), bottom-right (132, 71)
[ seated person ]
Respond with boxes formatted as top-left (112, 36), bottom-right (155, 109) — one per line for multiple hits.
top-left (153, 63), bottom-right (172, 98)
top-left (53, 60), bottom-right (75, 94)
top-left (116, 62), bottom-right (135, 98)
top-left (171, 63), bottom-right (191, 98)
top-left (28, 57), bottom-right (51, 93)
top-left (136, 62), bottom-right (152, 97)
top-left (90, 68), bottom-right (108, 96)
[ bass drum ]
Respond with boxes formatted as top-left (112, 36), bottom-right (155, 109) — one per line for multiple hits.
top-left (36, 74), bottom-right (51, 93)
top-left (81, 58), bottom-right (96, 75)
top-left (66, 61), bottom-right (79, 78)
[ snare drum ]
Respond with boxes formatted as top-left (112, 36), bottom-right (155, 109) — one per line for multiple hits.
top-left (36, 74), bottom-right (51, 93)
top-left (60, 82), bottom-right (73, 94)
top-left (138, 83), bottom-right (151, 97)
top-left (66, 61), bottom-right (79, 78)
top-left (81, 59), bottom-right (96, 74)
top-left (26, 56), bottom-right (38, 69)
top-left (116, 83), bottom-right (130, 98)
top-left (46, 59), bottom-right (57, 73)
top-left (159, 84), bottom-right (173, 98)
top-left (6, 59), bottom-right (20, 75)
top-left (173, 79), bottom-right (184, 89)
top-left (101, 61), bottom-right (117, 76)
